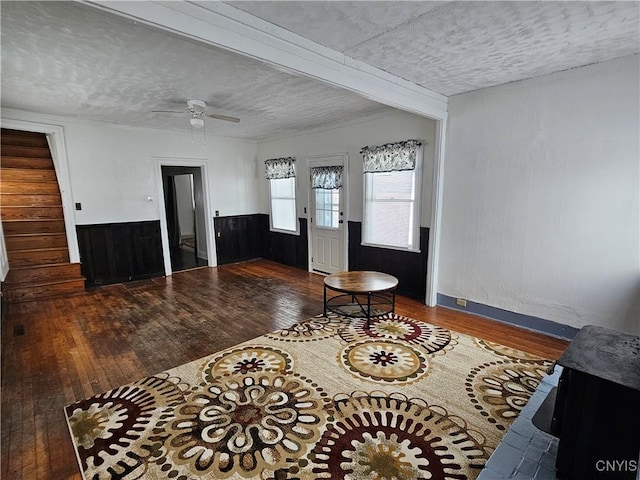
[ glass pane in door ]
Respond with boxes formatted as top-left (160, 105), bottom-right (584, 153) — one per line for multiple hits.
top-left (315, 188), bottom-right (340, 228)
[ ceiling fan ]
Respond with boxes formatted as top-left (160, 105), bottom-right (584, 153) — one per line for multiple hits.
top-left (153, 100), bottom-right (240, 129)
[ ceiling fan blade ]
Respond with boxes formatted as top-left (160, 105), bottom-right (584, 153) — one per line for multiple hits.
top-left (207, 113), bottom-right (240, 123)
top-left (151, 110), bottom-right (185, 114)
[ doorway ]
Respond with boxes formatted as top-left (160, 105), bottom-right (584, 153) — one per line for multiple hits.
top-left (161, 166), bottom-right (208, 272)
top-left (308, 154), bottom-right (348, 274)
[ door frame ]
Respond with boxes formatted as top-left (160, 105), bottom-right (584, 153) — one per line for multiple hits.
top-left (154, 157), bottom-right (216, 276)
top-left (307, 152), bottom-right (349, 274)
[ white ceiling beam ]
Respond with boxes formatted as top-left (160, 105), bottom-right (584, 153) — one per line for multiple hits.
top-left (83, 0), bottom-right (448, 120)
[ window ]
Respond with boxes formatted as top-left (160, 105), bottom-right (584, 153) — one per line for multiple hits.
top-left (265, 157), bottom-right (297, 233)
top-left (310, 164), bottom-right (343, 230)
top-left (314, 188), bottom-right (340, 229)
top-left (269, 177), bottom-right (297, 232)
top-left (361, 140), bottom-right (422, 250)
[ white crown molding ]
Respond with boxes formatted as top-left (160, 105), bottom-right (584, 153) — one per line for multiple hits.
top-left (83, 0), bottom-right (448, 121)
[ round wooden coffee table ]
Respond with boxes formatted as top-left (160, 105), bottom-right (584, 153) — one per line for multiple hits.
top-left (323, 271), bottom-right (398, 327)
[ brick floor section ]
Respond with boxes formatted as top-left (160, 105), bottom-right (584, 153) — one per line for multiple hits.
top-left (478, 366), bottom-right (563, 480)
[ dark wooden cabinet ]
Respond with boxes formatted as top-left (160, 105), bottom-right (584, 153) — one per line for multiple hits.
top-left (538, 326), bottom-right (640, 480)
top-left (77, 221), bottom-right (165, 286)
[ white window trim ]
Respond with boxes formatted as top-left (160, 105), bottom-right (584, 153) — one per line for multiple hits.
top-left (362, 148), bottom-right (423, 252)
top-left (268, 176), bottom-right (300, 235)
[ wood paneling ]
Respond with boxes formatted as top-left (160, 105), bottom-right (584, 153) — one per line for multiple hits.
top-left (76, 221), bottom-right (165, 286)
top-left (214, 214), bottom-right (263, 264)
top-left (214, 214), bottom-right (308, 270)
top-left (348, 221), bottom-right (429, 299)
top-left (262, 215), bottom-right (309, 270)
top-left (0, 259), bottom-right (568, 480)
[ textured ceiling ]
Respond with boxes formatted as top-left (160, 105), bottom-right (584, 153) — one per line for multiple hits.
top-left (1, 1), bottom-right (638, 139)
top-left (229, 1), bottom-right (640, 96)
top-left (0, 2), bottom-right (393, 139)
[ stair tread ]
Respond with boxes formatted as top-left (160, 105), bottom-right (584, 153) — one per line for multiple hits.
top-left (1, 205), bottom-right (63, 208)
top-left (2, 279), bottom-right (86, 302)
top-left (1, 158), bottom-right (52, 164)
top-left (6, 262), bottom-right (79, 270)
top-left (0, 145), bottom-right (51, 154)
top-left (1, 146), bottom-right (50, 151)
top-left (3, 276), bottom-right (84, 288)
top-left (3, 218), bottom-right (64, 222)
top-left (3, 275), bottom-right (84, 286)
top-left (8, 247), bottom-right (69, 255)
top-left (5, 232), bottom-right (66, 237)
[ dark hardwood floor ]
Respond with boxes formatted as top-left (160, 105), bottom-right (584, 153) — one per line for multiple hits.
top-left (1, 259), bottom-right (568, 480)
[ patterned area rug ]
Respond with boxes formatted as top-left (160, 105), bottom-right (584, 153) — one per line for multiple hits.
top-left (65, 313), bottom-right (550, 479)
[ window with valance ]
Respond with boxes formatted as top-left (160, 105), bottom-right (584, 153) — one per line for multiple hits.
top-left (361, 140), bottom-right (423, 250)
top-left (310, 165), bottom-right (343, 229)
top-left (310, 165), bottom-right (343, 189)
top-left (264, 157), bottom-right (296, 179)
top-left (265, 157), bottom-right (297, 233)
top-left (361, 139), bottom-right (421, 173)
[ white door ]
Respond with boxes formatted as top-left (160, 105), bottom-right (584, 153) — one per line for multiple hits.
top-left (309, 154), bottom-right (347, 274)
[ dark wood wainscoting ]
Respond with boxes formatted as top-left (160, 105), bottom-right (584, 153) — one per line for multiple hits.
top-left (348, 221), bottom-right (429, 299)
top-left (214, 214), bottom-right (264, 264)
top-left (76, 221), bottom-right (165, 286)
top-left (262, 215), bottom-right (308, 270)
top-left (214, 214), bottom-right (308, 270)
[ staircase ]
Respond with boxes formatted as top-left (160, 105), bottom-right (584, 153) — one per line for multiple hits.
top-left (1, 128), bottom-right (85, 302)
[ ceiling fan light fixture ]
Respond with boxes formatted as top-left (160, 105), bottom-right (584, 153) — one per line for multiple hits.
top-left (187, 99), bottom-right (206, 114)
top-left (190, 117), bottom-right (205, 129)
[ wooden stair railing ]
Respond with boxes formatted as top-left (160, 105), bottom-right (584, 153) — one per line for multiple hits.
top-left (1, 128), bottom-right (85, 302)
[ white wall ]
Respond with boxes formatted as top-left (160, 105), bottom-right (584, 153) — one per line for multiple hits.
top-left (1, 109), bottom-right (260, 268)
top-left (2, 109), bottom-right (260, 224)
top-left (257, 110), bottom-right (437, 227)
top-left (441, 55), bottom-right (640, 335)
top-left (174, 174), bottom-right (195, 236)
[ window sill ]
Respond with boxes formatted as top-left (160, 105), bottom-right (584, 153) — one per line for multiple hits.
top-left (361, 242), bottom-right (421, 254)
top-left (270, 228), bottom-right (300, 236)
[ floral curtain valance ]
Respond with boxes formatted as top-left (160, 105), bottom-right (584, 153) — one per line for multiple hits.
top-left (361, 139), bottom-right (422, 173)
top-left (311, 166), bottom-right (343, 189)
top-left (265, 157), bottom-right (296, 179)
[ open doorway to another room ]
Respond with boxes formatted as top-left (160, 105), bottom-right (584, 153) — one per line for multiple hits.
top-left (161, 166), bottom-right (208, 272)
